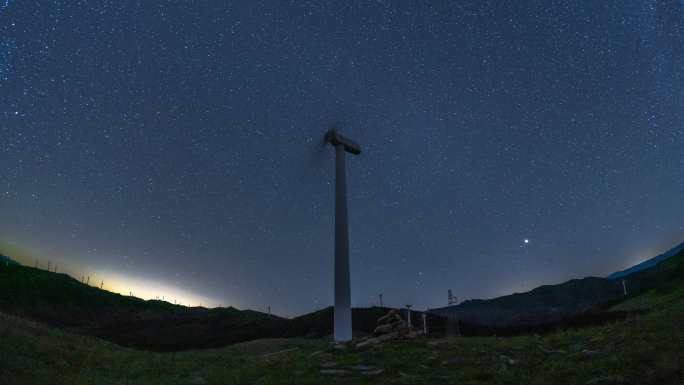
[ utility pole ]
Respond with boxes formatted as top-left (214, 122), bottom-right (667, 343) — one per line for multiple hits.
top-left (406, 305), bottom-right (413, 328)
top-left (47, 261), bottom-right (51, 272)
top-left (325, 129), bottom-right (362, 343)
top-left (622, 279), bottom-right (628, 296)
top-left (379, 293), bottom-right (383, 307)
top-left (422, 313), bottom-right (427, 335)
top-left (100, 281), bottom-right (104, 289)
top-left (448, 289), bottom-right (458, 305)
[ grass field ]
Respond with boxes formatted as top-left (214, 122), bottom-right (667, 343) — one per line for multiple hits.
top-left (2, 277), bottom-right (684, 385)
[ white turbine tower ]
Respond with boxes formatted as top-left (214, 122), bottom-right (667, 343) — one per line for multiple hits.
top-left (325, 129), bottom-right (361, 343)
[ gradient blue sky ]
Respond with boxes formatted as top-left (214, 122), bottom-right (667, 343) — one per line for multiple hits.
top-left (1, 1), bottom-right (683, 316)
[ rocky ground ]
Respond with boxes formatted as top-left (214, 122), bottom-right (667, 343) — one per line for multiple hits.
top-left (351, 308), bottom-right (421, 349)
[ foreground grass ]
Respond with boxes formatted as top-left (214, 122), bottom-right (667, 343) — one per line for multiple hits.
top-left (2, 291), bottom-right (684, 385)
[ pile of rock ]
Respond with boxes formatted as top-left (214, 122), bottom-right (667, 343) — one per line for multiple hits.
top-left (355, 309), bottom-right (419, 348)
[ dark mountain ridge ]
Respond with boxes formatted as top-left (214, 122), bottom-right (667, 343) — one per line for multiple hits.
top-left (2, 240), bottom-right (683, 351)
top-left (430, 242), bottom-right (684, 328)
top-left (430, 277), bottom-right (624, 327)
top-left (0, 264), bottom-right (289, 351)
top-left (607, 241), bottom-right (684, 279)
top-left (0, 254), bottom-right (18, 266)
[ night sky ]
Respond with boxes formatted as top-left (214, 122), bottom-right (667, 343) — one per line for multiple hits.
top-left (1, 1), bottom-right (683, 316)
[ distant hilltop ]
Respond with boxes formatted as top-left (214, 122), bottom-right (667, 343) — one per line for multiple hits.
top-left (607, 241), bottom-right (684, 279)
top-left (430, 239), bottom-right (684, 329)
top-left (0, 254), bottom-right (19, 266)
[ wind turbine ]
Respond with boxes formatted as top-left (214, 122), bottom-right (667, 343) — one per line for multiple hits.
top-left (325, 129), bottom-right (361, 343)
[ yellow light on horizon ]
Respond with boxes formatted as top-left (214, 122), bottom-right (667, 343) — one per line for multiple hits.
top-left (0, 245), bottom-right (228, 308)
top-left (96, 270), bottom-right (225, 307)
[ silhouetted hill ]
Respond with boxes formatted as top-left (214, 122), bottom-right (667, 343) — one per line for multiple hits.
top-left (2, 241), bottom-right (683, 351)
top-left (4, 260), bottom-right (684, 384)
top-left (431, 277), bottom-right (624, 327)
top-left (0, 254), bottom-right (18, 266)
top-left (0, 262), bottom-right (416, 350)
top-left (0, 264), bottom-right (289, 351)
top-left (430, 245), bottom-right (684, 328)
top-left (608, 241), bottom-right (684, 279)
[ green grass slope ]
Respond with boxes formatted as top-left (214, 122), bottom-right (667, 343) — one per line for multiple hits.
top-left (610, 252), bottom-right (684, 312)
top-left (0, 264), bottom-right (288, 351)
top-left (2, 276), bottom-right (684, 384)
top-left (0, 263), bottom-right (421, 347)
top-left (0, 311), bottom-right (326, 385)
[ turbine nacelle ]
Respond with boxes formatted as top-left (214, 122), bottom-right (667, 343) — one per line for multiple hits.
top-left (326, 129), bottom-right (362, 155)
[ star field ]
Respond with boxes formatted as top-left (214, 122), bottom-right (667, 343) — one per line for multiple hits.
top-left (1, 1), bottom-right (683, 316)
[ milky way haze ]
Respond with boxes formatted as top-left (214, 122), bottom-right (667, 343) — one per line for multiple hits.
top-left (1, 1), bottom-right (683, 316)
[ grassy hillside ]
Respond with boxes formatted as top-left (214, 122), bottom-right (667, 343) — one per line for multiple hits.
top-left (3, 247), bottom-right (683, 354)
top-left (431, 277), bottom-right (625, 327)
top-left (2, 249), bottom-right (684, 384)
top-left (0, 264), bottom-right (289, 351)
top-left (431, 248), bottom-right (684, 329)
top-left (2, 276), bottom-right (684, 384)
top-left (609, 241), bottom-right (684, 279)
top-left (0, 311), bottom-right (326, 385)
top-left (610, 252), bottom-right (684, 312)
top-left (0, 263), bottom-right (437, 348)
top-left (0, 263), bottom-right (410, 350)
